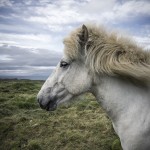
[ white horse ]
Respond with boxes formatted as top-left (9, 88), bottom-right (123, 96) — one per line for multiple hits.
top-left (37, 24), bottom-right (150, 150)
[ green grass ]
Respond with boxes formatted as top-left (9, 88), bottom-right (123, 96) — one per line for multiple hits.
top-left (0, 79), bottom-right (122, 150)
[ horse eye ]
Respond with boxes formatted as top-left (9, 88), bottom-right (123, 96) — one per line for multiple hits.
top-left (60, 61), bottom-right (69, 68)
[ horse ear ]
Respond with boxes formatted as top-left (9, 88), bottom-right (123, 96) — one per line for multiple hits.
top-left (79, 24), bottom-right (88, 44)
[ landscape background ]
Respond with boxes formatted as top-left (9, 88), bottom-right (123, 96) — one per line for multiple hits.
top-left (0, 0), bottom-right (150, 149)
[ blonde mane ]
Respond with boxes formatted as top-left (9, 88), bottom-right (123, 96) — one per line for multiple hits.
top-left (63, 25), bottom-right (150, 82)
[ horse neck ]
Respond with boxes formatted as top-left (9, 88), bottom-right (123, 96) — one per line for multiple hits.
top-left (91, 75), bottom-right (150, 124)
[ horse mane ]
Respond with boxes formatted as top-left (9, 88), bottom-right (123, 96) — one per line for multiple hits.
top-left (63, 24), bottom-right (150, 82)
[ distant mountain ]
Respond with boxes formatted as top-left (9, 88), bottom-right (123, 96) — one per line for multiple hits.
top-left (0, 75), bottom-right (48, 80)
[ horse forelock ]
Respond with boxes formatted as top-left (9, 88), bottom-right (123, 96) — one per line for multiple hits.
top-left (63, 24), bottom-right (150, 82)
top-left (63, 28), bottom-right (81, 59)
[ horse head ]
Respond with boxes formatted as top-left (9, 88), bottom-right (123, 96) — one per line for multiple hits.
top-left (37, 25), bottom-right (93, 111)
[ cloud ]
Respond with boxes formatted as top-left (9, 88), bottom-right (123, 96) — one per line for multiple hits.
top-left (0, 0), bottom-right (12, 7)
top-left (0, 66), bottom-right (55, 77)
top-left (0, 32), bottom-right (64, 50)
top-left (80, 0), bottom-right (116, 13)
top-left (0, 54), bottom-right (13, 61)
top-left (110, 0), bottom-right (150, 23)
top-left (0, 45), bottom-right (62, 66)
top-left (0, 0), bottom-right (149, 79)
top-left (23, 1), bottom-right (83, 30)
top-left (19, 0), bottom-right (150, 35)
top-left (134, 35), bottom-right (150, 50)
top-left (0, 44), bottom-right (62, 77)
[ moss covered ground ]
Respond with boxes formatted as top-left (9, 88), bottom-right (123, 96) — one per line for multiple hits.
top-left (0, 79), bottom-right (122, 150)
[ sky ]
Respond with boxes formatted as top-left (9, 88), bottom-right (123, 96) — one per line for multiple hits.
top-left (0, 0), bottom-right (150, 80)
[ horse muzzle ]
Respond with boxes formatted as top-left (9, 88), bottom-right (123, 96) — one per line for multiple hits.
top-left (37, 95), bottom-right (57, 111)
top-left (37, 84), bottom-right (73, 111)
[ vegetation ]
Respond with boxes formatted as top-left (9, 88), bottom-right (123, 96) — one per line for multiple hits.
top-left (0, 79), bottom-right (122, 150)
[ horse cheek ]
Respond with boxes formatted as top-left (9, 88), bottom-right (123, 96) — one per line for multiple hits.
top-left (63, 69), bottom-right (91, 95)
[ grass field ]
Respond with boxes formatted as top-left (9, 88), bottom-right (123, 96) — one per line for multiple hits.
top-left (0, 79), bottom-right (122, 150)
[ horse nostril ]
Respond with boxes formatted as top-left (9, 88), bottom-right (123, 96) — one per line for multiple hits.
top-left (37, 97), bottom-right (45, 109)
top-left (39, 102), bottom-right (46, 109)
top-left (38, 100), bottom-right (46, 109)
top-left (37, 98), bottom-right (40, 103)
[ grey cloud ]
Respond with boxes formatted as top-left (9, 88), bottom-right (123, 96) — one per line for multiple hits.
top-left (0, 45), bottom-right (62, 78)
top-left (0, 45), bottom-right (62, 67)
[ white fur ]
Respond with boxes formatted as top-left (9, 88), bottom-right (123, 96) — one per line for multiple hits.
top-left (38, 54), bottom-right (150, 150)
top-left (92, 76), bottom-right (150, 150)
